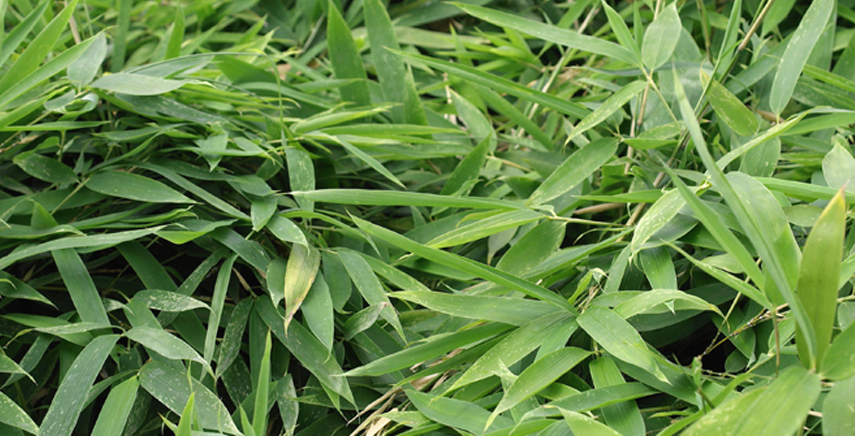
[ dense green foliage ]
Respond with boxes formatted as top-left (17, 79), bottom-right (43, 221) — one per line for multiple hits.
top-left (1, 0), bottom-right (855, 435)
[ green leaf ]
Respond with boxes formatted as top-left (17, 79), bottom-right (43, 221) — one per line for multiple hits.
top-left (339, 249), bottom-right (404, 339)
top-left (566, 81), bottom-right (646, 144)
top-left (87, 170), bottom-right (195, 203)
top-left (91, 73), bottom-right (192, 96)
top-left (641, 3), bottom-right (681, 70)
top-left (126, 327), bottom-right (206, 365)
top-left (426, 210), bottom-right (545, 249)
top-left (295, 189), bottom-right (522, 210)
top-left (276, 374), bottom-right (298, 436)
top-left (302, 273), bottom-right (335, 350)
top-left (731, 366), bottom-right (820, 435)
top-left (266, 216), bottom-right (308, 247)
top-left (204, 254), bottom-right (237, 363)
top-left (267, 257), bottom-right (287, 307)
top-left (631, 189), bottom-right (686, 252)
top-left (69, 33), bottom-right (107, 87)
top-left (703, 71), bottom-right (758, 137)
top-left (398, 50), bottom-right (589, 119)
top-left (823, 375), bottom-right (855, 436)
top-left (496, 219), bottom-right (565, 276)
top-left (351, 216), bottom-right (573, 310)
top-left (216, 298), bottom-right (253, 378)
top-left (589, 356), bottom-right (645, 436)
top-left (494, 347), bottom-right (590, 415)
top-left (527, 383), bottom-right (658, 418)
top-left (392, 291), bottom-right (560, 326)
top-left (822, 144), bottom-right (855, 192)
top-left (364, 0), bottom-right (427, 125)
top-left (0, 0), bottom-right (80, 94)
top-left (251, 196), bottom-right (277, 232)
top-left (528, 137), bottom-right (619, 205)
top-left (14, 153), bottom-right (78, 185)
top-left (342, 303), bottom-right (387, 340)
top-left (326, 1), bottom-right (371, 106)
top-left (602, 1), bottom-right (641, 63)
top-left (450, 311), bottom-right (576, 391)
top-left (407, 389), bottom-right (513, 434)
top-left (797, 189), bottom-right (846, 368)
top-left (0, 391), bottom-right (38, 435)
top-left (683, 389), bottom-right (765, 436)
top-left (90, 376), bottom-right (139, 436)
top-left (345, 323), bottom-right (512, 377)
top-left (769, 0), bottom-right (835, 114)
top-left (133, 290), bottom-right (209, 312)
top-left (0, 1), bottom-right (50, 69)
top-left (52, 248), bottom-right (110, 325)
top-left (440, 136), bottom-right (491, 196)
top-left (0, 34), bottom-right (96, 110)
top-left (252, 331), bottom-right (271, 436)
top-left (822, 317), bottom-right (855, 381)
top-left (165, 6), bottom-right (185, 60)
top-left (453, 3), bottom-right (636, 64)
top-left (40, 335), bottom-right (120, 436)
top-left (673, 67), bottom-right (818, 366)
top-left (176, 392), bottom-right (195, 436)
top-left (255, 298), bottom-right (354, 404)
top-left (612, 289), bottom-right (722, 318)
top-left (577, 306), bottom-right (666, 382)
top-left (558, 410), bottom-right (623, 436)
top-left (139, 361), bottom-right (240, 434)
top-left (282, 244), bottom-right (321, 330)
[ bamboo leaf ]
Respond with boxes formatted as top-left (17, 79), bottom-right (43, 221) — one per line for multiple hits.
top-left (796, 189), bottom-right (846, 368)
top-left (282, 244), bottom-right (321, 330)
top-left (326, 1), bottom-right (371, 105)
top-left (40, 335), bottom-right (119, 436)
top-left (494, 347), bottom-right (590, 415)
top-left (87, 170), bottom-right (195, 203)
top-left (769, 0), bottom-right (834, 114)
top-left (453, 3), bottom-right (636, 64)
top-left (529, 137), bottom-right (619, 205)
top-left (641, 3), bottom-right (681, 71)
top-left (578, 306), bottom-right (666, 382)
top-left (90, 376), bottom-right (139, 436)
